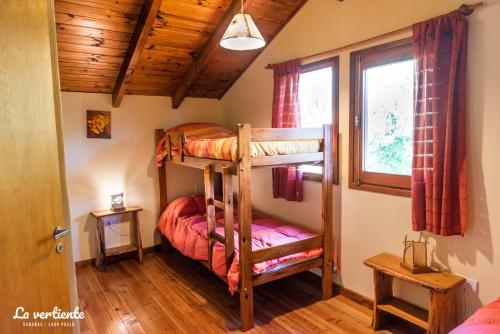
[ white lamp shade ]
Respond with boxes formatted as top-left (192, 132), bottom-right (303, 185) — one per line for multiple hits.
top-left (220, 13), bottom-right (266, 51)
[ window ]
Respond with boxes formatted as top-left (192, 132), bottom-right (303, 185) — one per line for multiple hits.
top-left (349, 39), bottom-right (413, 196)
top-left (298, 57), bottom-right (339, 183)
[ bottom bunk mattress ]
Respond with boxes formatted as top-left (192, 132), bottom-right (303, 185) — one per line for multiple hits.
top-left (450, 299), bottom-right (500, 334)
top-left (157, 195), bottom-right (322, 294)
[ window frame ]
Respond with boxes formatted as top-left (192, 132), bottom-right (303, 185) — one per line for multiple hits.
top-left (299, 56), bottom-right (339, 184)
top-left (349, 39), bottom-right (413, 196)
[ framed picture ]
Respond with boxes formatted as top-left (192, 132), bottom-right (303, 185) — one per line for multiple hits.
top-left (87, 110), bottom-right (111, 139)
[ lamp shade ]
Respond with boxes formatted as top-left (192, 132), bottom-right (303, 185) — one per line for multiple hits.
top-left (220, 13), bottom-right (265, 51)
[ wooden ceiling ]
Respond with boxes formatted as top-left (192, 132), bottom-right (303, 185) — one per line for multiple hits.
top-left (55, 0), bottom-right (307, 108)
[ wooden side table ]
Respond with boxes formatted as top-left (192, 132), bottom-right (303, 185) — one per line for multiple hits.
top-left (364, 253), bottom-right (465, 334)
top-left (90, 206), bottom-right (144, 271)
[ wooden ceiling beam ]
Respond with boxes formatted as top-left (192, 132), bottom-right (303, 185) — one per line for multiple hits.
top-left (112, 0), bottom-right (163, 107)
top-left (171, 0), bottom-right (255, 109)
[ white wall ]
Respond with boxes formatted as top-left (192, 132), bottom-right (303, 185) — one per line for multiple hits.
top-left (221, 0), bottom-right (500, 313)
top-left (61, 93), bottom-right (222, 261)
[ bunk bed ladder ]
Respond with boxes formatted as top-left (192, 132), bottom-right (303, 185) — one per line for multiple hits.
top-left (203, 164), bottom-right (235, 273)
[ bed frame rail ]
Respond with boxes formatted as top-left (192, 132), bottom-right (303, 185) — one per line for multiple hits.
top-left (253, 257), bottom-right (324, 287)
top-left (251, 127), bottom-right (324, 141)
top-left (251, 235), bottom-right (323, 264)
top-left (251, 152), bottom-right (323, 167)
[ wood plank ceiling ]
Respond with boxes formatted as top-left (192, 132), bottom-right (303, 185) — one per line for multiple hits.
top-left (55, 0), bottom-right (307, 107)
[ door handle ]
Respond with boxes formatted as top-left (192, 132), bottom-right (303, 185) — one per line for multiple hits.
top-left (53, 226), bottom-right (70, 240)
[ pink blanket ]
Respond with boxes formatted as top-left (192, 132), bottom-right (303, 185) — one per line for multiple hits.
top-left (157, 195), bottom-right (322, 294)
top-left (450, 299), bottom-right (500, 334)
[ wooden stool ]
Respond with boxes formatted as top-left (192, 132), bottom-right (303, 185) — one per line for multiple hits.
top-left (90, 206), bottom-right (144, 271)
top-left (364, 253), bottom-right (465, 334)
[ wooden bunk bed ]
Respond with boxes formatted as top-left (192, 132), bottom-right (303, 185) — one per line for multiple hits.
top-left (154, 124), bottom-right (334, 331)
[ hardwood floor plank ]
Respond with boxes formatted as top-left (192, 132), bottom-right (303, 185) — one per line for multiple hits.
top-left (76, 252), bottom-right (423, 334)
top-left (93, 267), bottom-right (135, 323)
top-left (122, 260), bottom-right (203, 333)
top-left (78, 267), bottom-right (123, 334)
top-left (108, 263), bottom-right (177, 333)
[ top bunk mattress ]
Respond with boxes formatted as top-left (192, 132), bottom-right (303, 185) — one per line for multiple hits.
top-left (156, 123), bottom-right (321, 165)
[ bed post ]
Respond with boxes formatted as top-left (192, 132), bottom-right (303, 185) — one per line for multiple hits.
top-left (204, 164), bottom-right (216, 271)
top-left (222, 166), bottom-right (235, 273)
top-left (155, 129), bottom-right (168, 213)
top-left (321, 124), bottom-right (334, 300)
top-left (156, 129), bottom-right (171, 253)
top-left (237, 124), bottom-right (254, 331)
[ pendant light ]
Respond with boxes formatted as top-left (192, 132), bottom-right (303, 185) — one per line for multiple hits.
top-left (220, 0), bottom-right (265, 51)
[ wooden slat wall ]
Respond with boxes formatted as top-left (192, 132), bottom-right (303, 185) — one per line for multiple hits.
top-left (55, 0), bottom-right (307, 100)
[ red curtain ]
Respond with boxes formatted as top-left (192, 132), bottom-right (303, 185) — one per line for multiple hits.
top-left (272, 59), bottom-right (303, 202)
top-left (411, 11), bottom-right (467, 236)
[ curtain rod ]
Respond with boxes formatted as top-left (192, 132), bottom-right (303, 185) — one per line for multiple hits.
top-left (264, 2), bottom-right (483, 69)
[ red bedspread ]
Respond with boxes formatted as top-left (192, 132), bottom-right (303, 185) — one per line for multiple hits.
top-left (157, 195), bottom-right (322, 294)
top-left (450, 299), bottom-right (500, 334)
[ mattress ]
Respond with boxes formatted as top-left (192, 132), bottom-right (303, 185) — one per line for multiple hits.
top-left (450, 299), bottom-right (500, 334)
top-left (157, 195), bottom-right (322, 294)
top-left (156, 123), bottom-right (320, 165)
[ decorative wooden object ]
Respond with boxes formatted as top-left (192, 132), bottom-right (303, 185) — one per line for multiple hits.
top-left (401, 234), bottom-right (431, 274)
top-left (364, 253), bottom-right (465, 334)
top-left (90, 206), bottom-right (144, 271)
top-left (155, 124), bottom-right (334, 331)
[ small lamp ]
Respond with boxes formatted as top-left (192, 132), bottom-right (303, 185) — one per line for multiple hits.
top-left (220, 0), bottom-right (265, 51)
top-left (110, 193), bottom-right (125, 212)
top-left (401, 234), bottom-right (432, 274)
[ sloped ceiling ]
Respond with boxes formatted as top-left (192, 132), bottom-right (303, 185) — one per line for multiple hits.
top-left (55, 0), bottom-right (307, 107)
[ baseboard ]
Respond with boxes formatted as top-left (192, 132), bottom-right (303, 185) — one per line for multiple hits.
top-left (75, 245), bottom-right (157, 269)
top-left (336, 283), bottom-right (373, 309)
top-left (298, 271), bottom-right (373, 309)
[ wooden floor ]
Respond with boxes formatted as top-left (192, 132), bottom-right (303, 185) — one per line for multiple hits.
top-left (77, 251), bottom-right (422, 333)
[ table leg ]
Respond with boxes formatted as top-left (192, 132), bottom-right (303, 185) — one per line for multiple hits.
top-left (372, 270), bottom-right (393, 330)
top-left (428, 284), bottom-right (464, 334)
top-left (95, 217), bottom-right (106, 271)
top-left (134, 211), bottom-right (144, 263)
